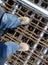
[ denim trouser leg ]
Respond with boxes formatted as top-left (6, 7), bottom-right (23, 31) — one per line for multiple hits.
top-left (0, 41), bottom-right (19, 59)
top-left (0, 13), bottom-right (20, 29)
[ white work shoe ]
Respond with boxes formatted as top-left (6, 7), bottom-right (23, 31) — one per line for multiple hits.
top-left (18, 17), bottom-right (30, 25)
top-left (19, 42), bottom-right (29, 51)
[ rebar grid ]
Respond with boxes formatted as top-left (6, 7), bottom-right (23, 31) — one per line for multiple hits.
top-left (28, 0), bottom-right (48, 11)
top-left (0, 0), bottom-right (48, 65)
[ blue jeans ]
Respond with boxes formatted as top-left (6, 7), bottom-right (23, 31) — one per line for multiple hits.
top-left (0, 41), bottom-right (19, 59)
top-left (0, 12), bottom-right (20, 36)
top-left (0, 6), bottom-right (20, 36)
top-left (0, 6), bottom-right (20, 29)
top-left (0, 13), bottom-right (20, 29)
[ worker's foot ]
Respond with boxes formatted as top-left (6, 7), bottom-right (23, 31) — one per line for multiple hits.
top-left (18, 17), bottom-right (30, 25)
top-left (4, 42), bottom-right (29, 65)
top-left (19, 42), bottom-right (29, 51)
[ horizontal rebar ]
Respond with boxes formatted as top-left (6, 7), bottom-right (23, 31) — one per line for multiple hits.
top-left (17, 0), bottom-right (48, 17)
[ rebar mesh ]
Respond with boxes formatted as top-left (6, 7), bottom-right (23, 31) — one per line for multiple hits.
top-left (29, 0), bottom-right (48, 11)
top-left (0, 0), bottom-right (48, 65)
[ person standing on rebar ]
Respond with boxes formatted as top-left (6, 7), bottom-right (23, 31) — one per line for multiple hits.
top-left (0, 6), bottom-right (30, 65)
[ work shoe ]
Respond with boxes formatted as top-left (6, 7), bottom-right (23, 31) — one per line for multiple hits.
top-left (18, 17), bottom-right (30, 25)
top-left (19, 42), bottom-right (29, 51)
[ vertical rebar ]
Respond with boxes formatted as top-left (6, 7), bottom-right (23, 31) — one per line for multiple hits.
top-left (12, 4), bottom-right (19, 14)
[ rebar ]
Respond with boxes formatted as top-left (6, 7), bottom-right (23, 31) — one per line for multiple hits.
top-left (0, 0), bottom-right (48, 65)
